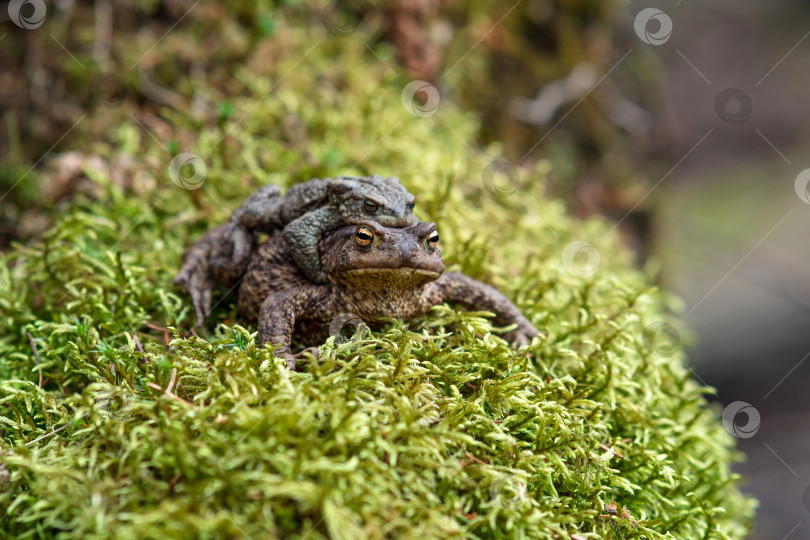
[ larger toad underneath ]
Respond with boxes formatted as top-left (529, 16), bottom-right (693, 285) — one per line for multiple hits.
top-left (237, 220), bottom-right (539, 367)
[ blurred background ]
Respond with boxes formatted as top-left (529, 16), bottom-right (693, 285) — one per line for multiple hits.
top-left (645, 3), bottom-right (810, 537)
top-left (1, 0), bottom-right (808, 537)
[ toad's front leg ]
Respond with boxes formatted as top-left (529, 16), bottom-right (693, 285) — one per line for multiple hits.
top-left (282, 206), bottom-right (344, 284)
top-left (257, 288), bottom-right (327, 369)
top-left (434, 272), bottom-right (540, 347)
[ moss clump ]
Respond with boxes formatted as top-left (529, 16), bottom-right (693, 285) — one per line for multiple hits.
top-left (0, 7), bottom-right (753, 540)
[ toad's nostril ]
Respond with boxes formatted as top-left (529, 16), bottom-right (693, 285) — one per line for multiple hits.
top-left (400, 243), bottom-right (413, 264)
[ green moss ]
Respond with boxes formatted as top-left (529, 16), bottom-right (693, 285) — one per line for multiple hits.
top-left (0, 6), bottom-right (754, 540)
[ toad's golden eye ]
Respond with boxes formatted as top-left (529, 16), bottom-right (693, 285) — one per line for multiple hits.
top-left (426, 230), bottom-right (439, 250)
top-left (355, 226), bottom-right (374, 247)
top-left (363, 200), bottom-right (379, 213)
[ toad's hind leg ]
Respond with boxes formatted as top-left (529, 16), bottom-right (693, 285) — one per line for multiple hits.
top-left (209, 185), bottom-right (284, 282)
top-left (209, 222), bottom-right (256, 284)
top-left (231, 184), bottom-right (284, 231)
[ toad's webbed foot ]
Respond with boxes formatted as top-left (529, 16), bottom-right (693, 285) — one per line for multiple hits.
top-left (175, 230), bottom-right (213, 289)
top-left (186, 265), bottom-right (216, 327)
top-left (503, 327), bottom-right (538, 348)
top-left (273, 351), bottom-right (297, 371)
top-left (273, 347), bottom-right (320, 371)
top-left (274, 347), bottom-right (319, 371)
top-left (174, 229), bottom-right (219, 326)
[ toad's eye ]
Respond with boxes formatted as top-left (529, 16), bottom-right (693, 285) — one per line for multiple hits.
top-left (355, 226), bottom-right (374, 247)
top-left (363, 200), bottom-right (379, 213)
top-left (406, 201), bottom-right (415, 212)
top-left (426, 230), bottom-right (439, 250)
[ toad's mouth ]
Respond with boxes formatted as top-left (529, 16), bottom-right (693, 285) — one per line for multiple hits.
top-left (340, 267), bottom-right (442, 279)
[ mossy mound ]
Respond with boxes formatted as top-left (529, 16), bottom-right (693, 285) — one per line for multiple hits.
top-left (1, 8), bottom-right (753, 540)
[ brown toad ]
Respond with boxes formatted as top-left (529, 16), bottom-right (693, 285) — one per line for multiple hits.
top-left (175, 175), bottom-right (417, 325)
top-left (237, 220), bottom-right (539, 367)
